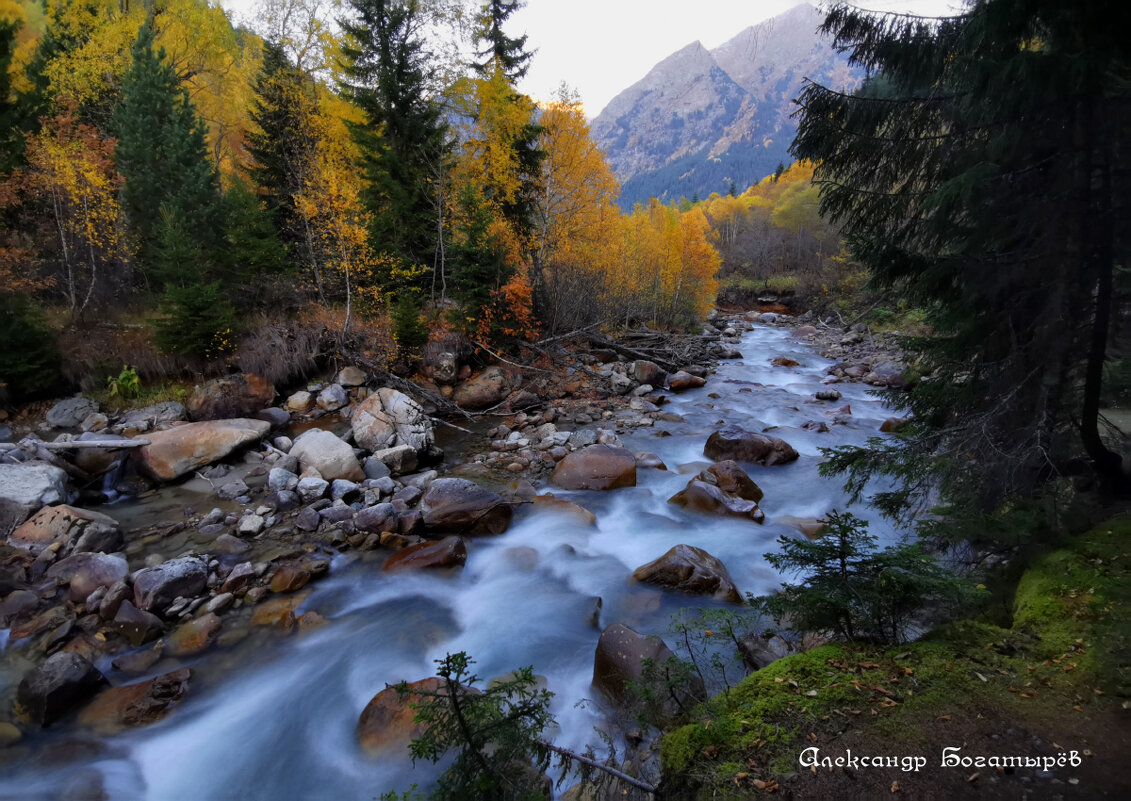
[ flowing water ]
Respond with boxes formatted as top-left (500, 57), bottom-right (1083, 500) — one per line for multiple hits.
top-left (0, 324), bottom-right (899, 800)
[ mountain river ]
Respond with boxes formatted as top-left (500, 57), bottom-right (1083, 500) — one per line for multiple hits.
top-left (0, 323), bottom-right (899, 800)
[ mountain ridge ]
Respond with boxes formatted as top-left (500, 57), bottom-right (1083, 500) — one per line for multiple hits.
top-left (591, 3), bottom-right (860, 207)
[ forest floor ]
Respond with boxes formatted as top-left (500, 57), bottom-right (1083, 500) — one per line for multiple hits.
top-left (658, 519), bottom-right (1131, 800)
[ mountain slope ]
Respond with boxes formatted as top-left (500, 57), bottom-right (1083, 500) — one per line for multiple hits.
top-left (592, 3), bottom-right (859, 207)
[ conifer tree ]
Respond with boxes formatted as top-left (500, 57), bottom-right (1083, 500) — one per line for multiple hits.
top-left (339, 0), bottom-right (447, 268)
top-left (112, 21), bottom-right (225, 285)
top-left (794, 0), bottom-right (1131, 518)
top-left (471, 0), bottom-right (532, 82)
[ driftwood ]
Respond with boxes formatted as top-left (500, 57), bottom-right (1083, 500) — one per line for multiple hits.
top-left (0, 439), bottom-right (148, 451)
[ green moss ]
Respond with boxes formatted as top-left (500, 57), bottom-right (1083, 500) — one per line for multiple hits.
top-left (660, 517), bottom-right (1131, 798)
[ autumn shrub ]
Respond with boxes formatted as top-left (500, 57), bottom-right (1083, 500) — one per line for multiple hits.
top-left (152, 281), bottom-right (238, 360)
top-left (0, 293), bottom-right (63, 400)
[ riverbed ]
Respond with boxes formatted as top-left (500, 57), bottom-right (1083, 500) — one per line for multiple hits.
top-left (0, 323), bottom-right (899, 800)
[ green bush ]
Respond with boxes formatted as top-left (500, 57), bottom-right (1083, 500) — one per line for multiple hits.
top-left (751, 510), bottom-right (975, 644)
top-left (0, 294), bottom-right (62, 400)
top-left (153, 281), bottom-right (238, 360)
top-left (392, 293), bottom-right (428, 353)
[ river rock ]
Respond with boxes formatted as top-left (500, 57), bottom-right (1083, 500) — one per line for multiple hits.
top-left (354, 503), bottom-right (397, 534)
top-left (0, 463), bottom-right (68, 532)
top-left (77, 668), bottom-right (192, 734)
top-left (419, 478), bottom-right (512, 535)
top-left (632, 360), bottom-right (668, 387)
top-left (704, 426), bottom-right (798, 466)
top-left (270, 564), bottom-right (311, 592)
top-left (220, 562), bottom-right (257, 595)
top-left (631, 544), bottom-right (743, 602)
top-left (702, 460), bottom-right (764, 502)
top-left (551, 445), bottom-right (636, 491)
top-left (667, 371), bottom-right (707, 391)
top-left (337, 366), bottom-right (367, 387)
top-left (1, 590), bottom-right (37, 624)
top-left (382, 536), bottom-right (467, 572)
top-left (9, 504), bottom-right (122, 554)
top-left (352, 388), bottom-right (434, 454)
top-left (70, 432), bottom-right (130, 475)
top-left (165, 613), bottom-right (222, 657)
top-left (296, 476), bottom-right (329, 502)
top-left (289, 428), bottom-right (365, 482)
top-left (634, 451), bottom-right (667, 471)
top-left (255, 407), bottom-right (291, 429)
top-left (667, 480), bottom-right (764, 523)
top-left (453, 366), bottom-right (512, 410)
top-left (46, 397), bottom-right (100, 429)
top-left (880, 416), bottom-right (910, 433)
top-left (779, 515), bottom-right (829, 540)
top-left (592, 623), bottom-right (704, 716)
top-left (285, 391), bottom-right (314, 413)
top-left (268, 467), bottom-right (299, 492)
top-left (371, 444), bottom-right (417, 474)
top-left (135, 419), bottom-right (270, 481)
top-left (132, 556), bottom-right (208, 615)
top-left (109, 600), bottom-right (165, 646)
top-left (608, 372), bottom-right (634, 395)
top-left (119, 401), bottom-right (187, 430)
top-left (531, 494), bottom-right (597, 526)
top-left (46, 552), bottom-right (129, 603)
top-left (17, 652), bottom-right (107, 726)
top-left (357, 677), bottom-right (445, 755)
top-left (317, 384), bottom-right (348, 411)
top-left (186, 374), bottom-right (275, 421)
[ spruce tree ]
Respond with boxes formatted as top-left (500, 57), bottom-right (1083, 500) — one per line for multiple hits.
top-left (471, 0), bottom-right (533, 82)
top-left (339, 0), bottom-right (447, 268)
top-left (247, 41), bottom-right (319, 242)
top-left (113, 21), bottom-right (225, 285)
top-left (794, 0), bottom-right (1131, 519)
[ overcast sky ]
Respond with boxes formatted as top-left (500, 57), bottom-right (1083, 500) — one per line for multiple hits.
top-left (221, 0), bottom-right (963, 118)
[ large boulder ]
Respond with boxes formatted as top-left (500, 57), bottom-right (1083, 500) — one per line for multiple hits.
top-left (289, 428), bottom-right (365, 482)
top-left (667, 371), bottom-right (707, 391)
top-left (551, 445), bottom-right (637, 491)
top-left (631, 544), bottom-right (743, 603)
top-left (17, 652), bottom-right (107, 726)
top-left (357, 677), bottom-right (444, 755)
top-left (667, 480), bottom-right (764, 523)
top-left (77, 668), bottom-right (192, 734)
top-left (186, 374), bottom-right (275, 421)
top-left (592, 623), bottom-right (704, 718)
top-left (453, 366), bottom-right (513, 410)
top-left (632, 360), bottom-right (668, 387)
top-left (135, 419), bottom-right (270, 481)
top-left (704, 426), bottom-right (798, 466)
top-left (703, 460), bottom-right (764, 503)
top-left (0, 463), bottom-right (68, 533)
top-left (46, 397), bottom-right (100, 429)
top-left (383, 536), bottom-right (468, 572)
top-left (46, 552), bottom-right (129, 603)
top-left (9, 504), bottom-right (122, 554)
top-left (132, 556), bottom-right (208, 615)
top-left (72, 432), bottom-right (130, 476)
top-left (351, 388), bottom-right (434, 454)
top-left (419, 478), bottom-right (512, 535)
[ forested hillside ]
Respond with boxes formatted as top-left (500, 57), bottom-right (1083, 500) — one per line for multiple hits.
top-left (4, 0), bottom-right (833, 404)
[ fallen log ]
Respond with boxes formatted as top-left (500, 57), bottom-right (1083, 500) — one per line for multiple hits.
top-left (0, 439), bottom-right (148, 451)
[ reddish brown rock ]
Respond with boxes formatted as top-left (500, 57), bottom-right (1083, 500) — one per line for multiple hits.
top-left (667, 371), bottom-right (707, 391)
top-left (452, 366), bottom-right (514, 410)
top-left (46, 553), bottom-right (129, 603)
top-left (551, 445), bottom-right (637, 491)
top-left (164, 613), bottom-right (222, 657)
top-left (880, 416), bottom-right (910, 433)
top-left (771, 357), bottom-right (799, 367)
top-left (135, 419), bottom-right (270, 481)
top-left (668, 480), bottom-right (764, 523)
top-left (250, 594), bottom-right (308, 626)
top-left (186, 374), bottom-right (275, 421)
top-left (9, 504), bottom-right (123, 555)
top-left (592, 623), bottom-right (704, 721)
top-left (703, 460), bottom-right (764, 503)
top-left (631, 544), bottom-right (743, 603)
top-left (78, 669), bottom-right (192, 734)
top-left (269, 564), bottom-right (311, 593)
top-left (632, 360), bottom-right (668, 387)
top-left (531, 494), bottom-right (597, 526)
top-left (779, 515), bottom-right (829, 540)
top-left (357, 677), bottom-right (443, 755)
top-left (704, 426), bottom-right (798, 466)
top-left (419, 478), bottom-right (512, 535)
top-left (382, 536), bottom-right (467, 572)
